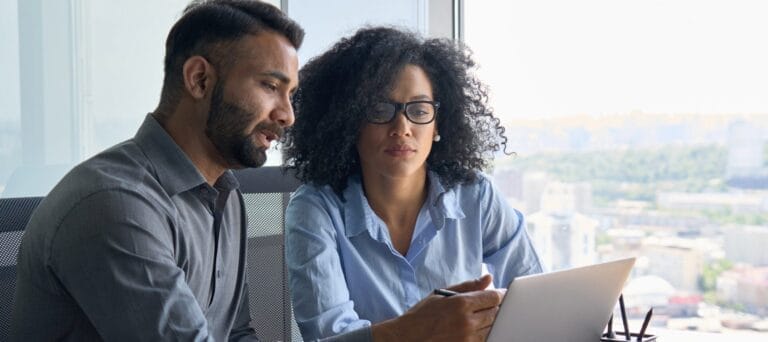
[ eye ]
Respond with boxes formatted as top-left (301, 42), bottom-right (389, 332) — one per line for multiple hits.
top-left (368, 102), bottom-right (395, 123)
top-left (262, 81), bottom-right (278, 92)
top-left (408, 103), bottom-right (432, 116)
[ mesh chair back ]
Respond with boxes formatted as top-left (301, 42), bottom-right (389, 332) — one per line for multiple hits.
top-left (234, 167), bottom-right (303, 341)
top-left (0, 197), bottom-right (43, 341)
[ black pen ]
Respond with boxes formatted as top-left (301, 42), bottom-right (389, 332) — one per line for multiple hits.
top-left (433, 288), bottom-right (459, 297)
top-left (619, 295), bottom-right (630, 341)
top-left (606, 314), bottom-right (615, 338)
top-left (636, 308), bottom-right (653, 342)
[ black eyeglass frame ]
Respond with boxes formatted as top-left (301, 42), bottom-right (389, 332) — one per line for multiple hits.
top-left (366, 100), bottom-right (441, 125)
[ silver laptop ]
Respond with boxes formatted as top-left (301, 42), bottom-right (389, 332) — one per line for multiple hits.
top-left (487, 257), bottom-right (635, 342)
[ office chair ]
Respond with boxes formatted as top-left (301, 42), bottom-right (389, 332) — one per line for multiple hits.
top-left (234, 166), bottom-right (303, 342)
top-left (0, 167), bottom-right (302, 341)
top-left (0, 196), bottom-right (43, 341)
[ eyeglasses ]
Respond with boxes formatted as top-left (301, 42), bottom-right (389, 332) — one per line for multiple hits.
top-left (366, 100), bottom-right (440, 124)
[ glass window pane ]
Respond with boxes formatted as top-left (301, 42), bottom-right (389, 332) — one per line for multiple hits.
top-left (466, 0), bottom-right (768, 338)
top-left (1, 1), bottom-right (198, 197)
top-left (1, 0), bottom-right (445, 196)
top-left (286, 0), bottom-right (429, 63)
top-left (0, 0), bottom-right (21, 196)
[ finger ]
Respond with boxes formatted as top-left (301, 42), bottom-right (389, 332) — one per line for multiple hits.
top-left (471, 305), bottom-right (499, 329)
top-left (461, 313), bottom-right (496, 342)
top-left (445, 274), bottom-right (493, 293)
top-left (449, 289), bottom-right (503, 312)
top-left (461, 290), bottom-right (503, 312)
top-left (473, 326), bottom-right (493, 342)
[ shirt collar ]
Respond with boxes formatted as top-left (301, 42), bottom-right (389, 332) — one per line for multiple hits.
top-left (134, 114), bottom-right (212, 196)
top-left (214, 170), bottom-right (240, 193)
top-left (342, 171), bottom-right (465, 238)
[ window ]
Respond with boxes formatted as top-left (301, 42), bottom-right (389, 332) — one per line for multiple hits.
top-left (0, 0), bottom-right (192, 197)
top-left (0, 0), bottom-right (451, 198)
top-left (466, 0), bottom-right (768, 338)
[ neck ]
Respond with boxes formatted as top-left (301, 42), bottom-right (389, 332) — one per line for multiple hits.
top-left (153, 103), bottom-right (229, 186)
top-left (361, 167), bottom-right (429, 229)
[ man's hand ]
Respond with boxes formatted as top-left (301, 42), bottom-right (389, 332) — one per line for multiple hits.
top-left (371, 275), bottom-right (503, 342)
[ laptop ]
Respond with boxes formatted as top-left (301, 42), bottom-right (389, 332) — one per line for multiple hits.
top-left (487, 257), bottom-right (635, 342)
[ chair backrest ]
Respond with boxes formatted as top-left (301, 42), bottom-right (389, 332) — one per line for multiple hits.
top-left (0, 196), bottom-right (43, 341)
top-left (234, 166), bottom-right (303, 342)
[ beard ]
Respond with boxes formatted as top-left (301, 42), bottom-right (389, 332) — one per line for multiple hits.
top-left (205, 83), bottom-right (281, 169)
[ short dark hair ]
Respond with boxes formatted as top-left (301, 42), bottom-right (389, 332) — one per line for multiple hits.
top-left (158, 0), bottom-right (304, 112)
top-left (283, 27), bottom-right (509, 196)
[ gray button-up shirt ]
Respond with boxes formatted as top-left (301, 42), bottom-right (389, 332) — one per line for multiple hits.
top-left (11, 115), bottom-right (255, 341)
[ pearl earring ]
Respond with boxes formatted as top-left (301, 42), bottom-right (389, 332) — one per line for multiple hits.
top-left (433, 134), bottom-right (441, 142)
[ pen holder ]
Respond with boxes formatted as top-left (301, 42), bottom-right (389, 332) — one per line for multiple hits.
top-left (600, 331), bottom-right (657, 342)
top-left (604, 294), bottom-right (656, 342)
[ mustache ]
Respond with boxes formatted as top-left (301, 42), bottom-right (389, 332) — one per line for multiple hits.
top-left (255, 121), bottom-right (285, 140)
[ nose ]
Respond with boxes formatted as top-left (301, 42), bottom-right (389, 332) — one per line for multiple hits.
top-left (271, 94), bottom-right (295, 127)
top-left (388, 110), bottom-right (412, 137)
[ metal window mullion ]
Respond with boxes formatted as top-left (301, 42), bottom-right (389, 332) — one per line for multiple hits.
top-left (452, 0), bottom-right (464, 41)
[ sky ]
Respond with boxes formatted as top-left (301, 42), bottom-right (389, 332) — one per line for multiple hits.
top-left (464, 0), bottom-right (768, 119)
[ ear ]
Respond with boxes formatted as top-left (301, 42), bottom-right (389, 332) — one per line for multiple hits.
top-left (182, 56), bottom-right (216, 100)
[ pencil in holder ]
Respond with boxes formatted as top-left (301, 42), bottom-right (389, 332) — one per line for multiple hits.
top-left (602, 294), bottom-right (656, 342)
top-left (600, 331), bottom-right (657, 342)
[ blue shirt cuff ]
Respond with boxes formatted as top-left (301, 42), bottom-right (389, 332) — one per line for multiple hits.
top-left (318, 326), bottom-right (372, 342)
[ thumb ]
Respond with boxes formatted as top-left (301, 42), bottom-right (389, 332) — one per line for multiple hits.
top-left (445, 274), bottom-right (493, 293)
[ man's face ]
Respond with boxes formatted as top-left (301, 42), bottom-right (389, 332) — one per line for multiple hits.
top-left (205, 31), bottom-right (299, 169)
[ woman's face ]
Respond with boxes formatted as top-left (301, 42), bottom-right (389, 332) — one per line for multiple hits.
top-left (356, 64), bottom-right (438, 181)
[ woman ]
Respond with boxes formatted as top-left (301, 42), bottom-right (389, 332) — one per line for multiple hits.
top-left (283, 27), bottom-right (542, 340)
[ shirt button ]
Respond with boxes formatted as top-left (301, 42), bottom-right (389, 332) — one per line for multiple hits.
top-left (216, 270), bottom-right (222, 278)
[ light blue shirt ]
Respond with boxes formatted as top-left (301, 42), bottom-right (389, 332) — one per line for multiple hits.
top-left (285, 172), bottom-right (543, 340)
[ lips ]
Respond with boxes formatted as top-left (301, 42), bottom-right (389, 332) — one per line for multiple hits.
top-left (384, 144), bottom-right (416, 157)
top-left (260, 129), bottom-right (279, 142)
top-left (385, 145), bottom-right (415, 152)
top-left (254, 129), bottom-right (278, 148)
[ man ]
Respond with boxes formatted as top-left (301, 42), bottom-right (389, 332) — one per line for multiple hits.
top-left (11, 1), bottom-right (501, 341)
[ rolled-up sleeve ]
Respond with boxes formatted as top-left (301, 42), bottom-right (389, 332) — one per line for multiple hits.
top-left (478, 177), bottom-right (543, 287)
top-left (50, 189), bottom-right (213, 341)
top-left (285, 188), bottom-right (371, 341)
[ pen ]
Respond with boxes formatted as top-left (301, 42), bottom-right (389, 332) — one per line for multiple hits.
top-left (619, 295), bottom-right (630, 341)
top-left (636, 308), bottom-right (653, 342)
top-left (433, 288), bottom-right (459, 297)
top-left (606, 314), bottom-right (615, 338)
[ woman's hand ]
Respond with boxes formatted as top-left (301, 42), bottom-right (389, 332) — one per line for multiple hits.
top-left (371, 275), bottom-right (503, 342)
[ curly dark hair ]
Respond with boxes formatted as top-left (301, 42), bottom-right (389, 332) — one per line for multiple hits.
top-left (283, 26), bottom-right (508, 196)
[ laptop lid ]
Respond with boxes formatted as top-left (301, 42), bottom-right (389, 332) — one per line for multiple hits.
top-left (486, 257), bottom-right (636, 342)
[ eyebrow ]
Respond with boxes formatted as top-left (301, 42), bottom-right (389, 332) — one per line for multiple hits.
top-left (259, 70), bottom-right (293, 85)
top-left (409, 95), bottom-right (433, 101)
